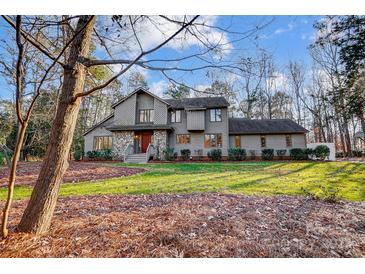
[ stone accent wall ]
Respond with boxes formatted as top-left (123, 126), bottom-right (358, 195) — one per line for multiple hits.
top-left (113, 131), bottom-right (134, 159)
top-left (153, 130), bottom-right (167, 160)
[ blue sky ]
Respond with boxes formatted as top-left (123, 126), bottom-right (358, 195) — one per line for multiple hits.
top-left (142, 15), bottom-right (321, 96)
top-left (0, 15), bottom-right (322, 100)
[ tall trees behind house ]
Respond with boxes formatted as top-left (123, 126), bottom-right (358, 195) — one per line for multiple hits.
top-left (0, 15), bottom-right (364, 236)
top-left (0, 15), bottom-right (267, 235)
top-left (200, 16), bottom-right (364, 153)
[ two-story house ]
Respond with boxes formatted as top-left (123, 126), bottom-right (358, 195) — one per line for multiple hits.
top-left (83, 87), bottom-right (308, 162)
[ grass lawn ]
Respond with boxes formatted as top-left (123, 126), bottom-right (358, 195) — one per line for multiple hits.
top-left (1, 161), bottom-right (365, 202)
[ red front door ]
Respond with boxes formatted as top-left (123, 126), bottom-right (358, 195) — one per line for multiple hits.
top-left (141, 132), bottom-right (152, 153)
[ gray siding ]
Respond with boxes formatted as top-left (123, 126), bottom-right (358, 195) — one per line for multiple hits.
top-left (168, 107), bottom-right (229, 156)
top-left (114, 94), bottom-right (136, 125)
top-left (137, 93), bottom-right (154, 110)
top-left (229, 133), bottom-right (306, 155)
top-left (84, 126), bottom-right (112, 153)
top-left (186, 110), bottom-right (205, 130)
top-left (154, 99), bottom-right (168, 124)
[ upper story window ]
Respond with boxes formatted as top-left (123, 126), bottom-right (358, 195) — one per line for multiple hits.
top-left (171, 110), bottom-right (181, 123)
top-left (204, 134), bottom-right (222, 148)
top-left (139, 109), bottom-right (154, 123)
top-left (94, 136), bottom-right (112, 151)
top-left (260, 135), bottom-right (266, 148)
top-left (286, 135), bottom-right (292, 147)
top-left (210, 108), bottom-right (222, 122)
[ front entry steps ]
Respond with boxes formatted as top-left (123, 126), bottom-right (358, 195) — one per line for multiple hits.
top-left (125, 153), bottom-right (147, 163)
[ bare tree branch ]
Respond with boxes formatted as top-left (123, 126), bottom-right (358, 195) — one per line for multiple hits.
top-left (24, 16), bottom-right (96, 122)
top-left (15, 16), bottom-right (25, 124)
top-left (2, 15), bottom-right (64, 66)
top-left (74, 15), bottom-right (200, 99)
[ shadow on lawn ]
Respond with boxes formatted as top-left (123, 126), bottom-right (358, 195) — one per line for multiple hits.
top-left (226, 162), bottom-right (318, 190)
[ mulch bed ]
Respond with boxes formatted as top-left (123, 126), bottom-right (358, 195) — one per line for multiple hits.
top-left (1, 193), bottom-right (364, 257)
top-left (0, 161), bottom-right (146, 187)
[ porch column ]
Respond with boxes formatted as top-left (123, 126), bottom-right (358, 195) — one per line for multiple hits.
top-left (113, 131), bottom-right (134, 160)
top-left (153, 130), bottom-right (167, 160)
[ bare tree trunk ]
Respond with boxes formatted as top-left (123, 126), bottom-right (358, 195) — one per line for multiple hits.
top-left (343, 119), bottom-right (352, 156)
top-left (336, 117), bottom-right (346, 153)
top-left (18, 16), bottom-right (95, 234)
top-left (1, 123), bottom-right (27, 238)
top-left (358, 111), bottom-right (365, 138)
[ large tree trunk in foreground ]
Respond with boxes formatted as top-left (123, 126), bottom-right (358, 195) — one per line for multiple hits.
top-left (18, 16), bottom-right (95, 234)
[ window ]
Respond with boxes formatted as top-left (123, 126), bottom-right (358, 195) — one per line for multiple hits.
top-left (139, 109), bottom-right (154, 123)
top-left (260, 135), bottom-right (266, 148)
top-left (94, 136), bottom-right (112, 150)
top-left (286, 135), bottom-right (292, 147)
top-left (171, 110), bottom-right (181, 123)
top-left (204, 134), bottom-right (222, 148)
top-left (210, 108), bottom-right (222, 122)
top-left (176, 134), bottom-right (191, 144)
top-left (235, 135), bottom-right (241, 148)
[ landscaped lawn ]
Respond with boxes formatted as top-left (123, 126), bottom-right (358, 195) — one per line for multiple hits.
top-left (1, 161), bottom-right (364, 202)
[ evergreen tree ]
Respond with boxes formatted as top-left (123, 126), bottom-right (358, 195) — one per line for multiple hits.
top-left (164, 83), bottom-right (190, 99)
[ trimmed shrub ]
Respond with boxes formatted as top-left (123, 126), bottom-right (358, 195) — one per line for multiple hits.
top-left (86, 150), bottom-right (99, 159)
top-left (207, 149), bottom-right (222, 161)
top-left (100, 148), bottom-right (113, 160)
top-left (335, 151), bottom-right (345, 158)
top-left (290, 148), bottom-right (307, 160)
top-left (314, 145), bottom-right (330, 160)
top-left (228, 148), bottom-right (246, 161)
top-left (180, 149), bottom-right (191, 161)
top-left (276, 149), bottom-right (287, 160)
top-left (163, 147), bottom-right (177, 161)
top-left (86, 149), bottom-right (113, 160)
top-left (261, 149), bottom-right (274, 160)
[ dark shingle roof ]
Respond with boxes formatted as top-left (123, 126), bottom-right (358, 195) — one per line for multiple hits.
top-left (165, 96), bottom-right (229, 109)
top-left (229, 118), bottom-right (308, 135)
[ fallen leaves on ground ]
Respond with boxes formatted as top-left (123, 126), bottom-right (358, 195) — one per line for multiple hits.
top-left (0, 161), bottom-right (145, 187)
top-left (1, 193), bottom-right (364, 257)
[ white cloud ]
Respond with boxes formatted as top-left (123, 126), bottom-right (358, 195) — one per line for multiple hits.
top-left (97, 16), bottom-right (233, 59)
top-left (274, 23), bottom-right (295, 35)
top-left (150, 80), bottom-right (169, 98)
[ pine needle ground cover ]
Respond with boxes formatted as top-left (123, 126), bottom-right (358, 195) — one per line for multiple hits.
top-left (1, 194), bottom-right (364, 257)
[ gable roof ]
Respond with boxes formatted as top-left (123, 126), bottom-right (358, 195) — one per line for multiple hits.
top-left (83, 114), bottom-right (114, 136)
top-left (165, 96), bottom-right (229, 109)
top-left (111, 87), bottom-right (170, 109)
top-left (229, 118), bottom-right (308, 135)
